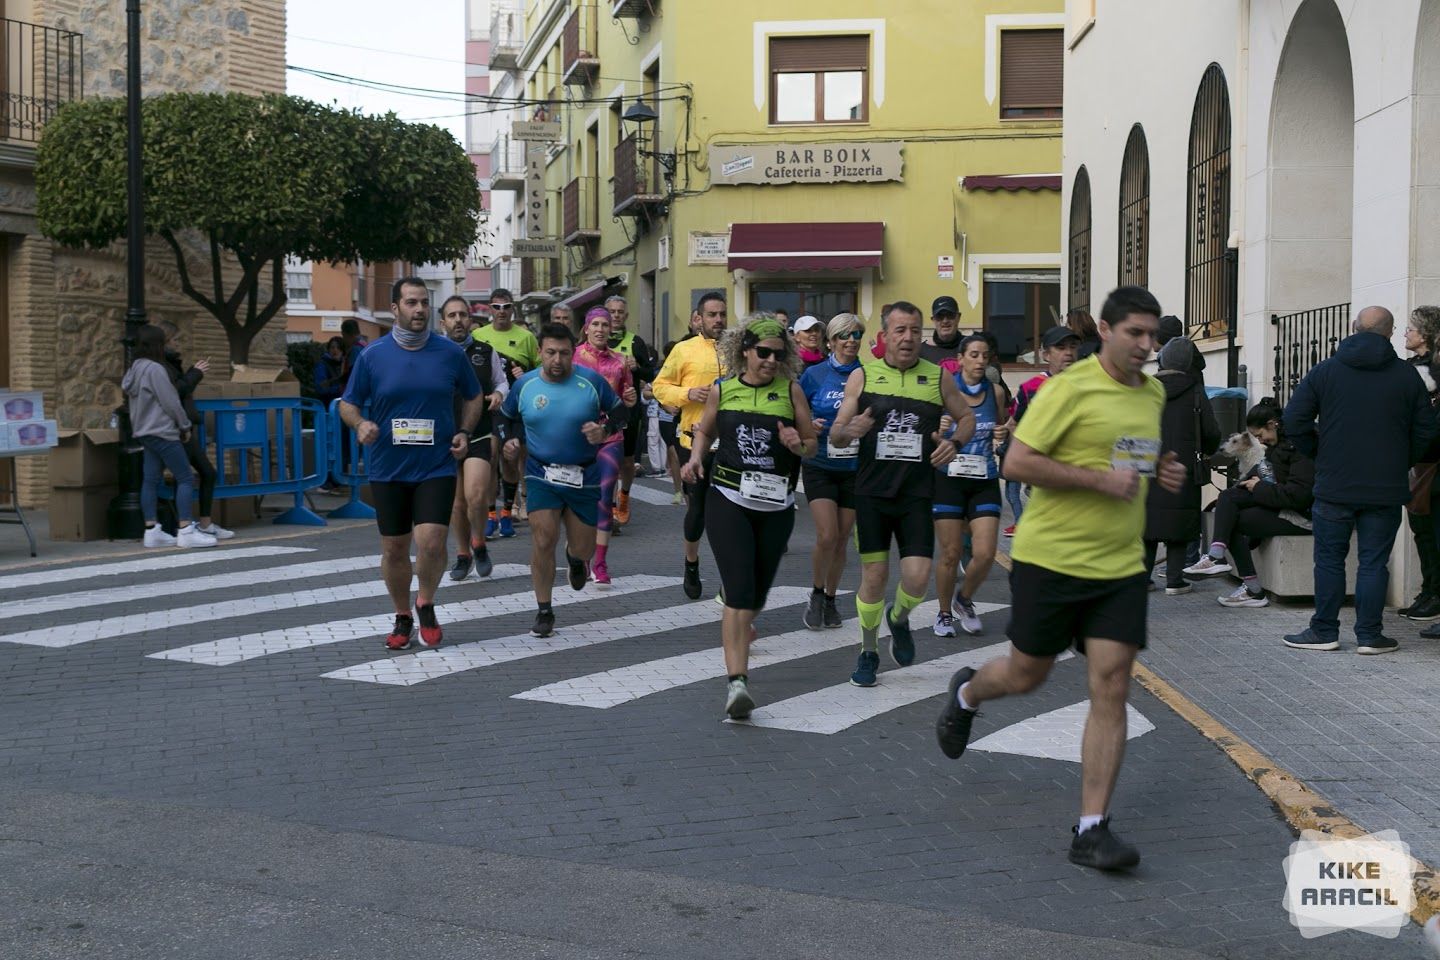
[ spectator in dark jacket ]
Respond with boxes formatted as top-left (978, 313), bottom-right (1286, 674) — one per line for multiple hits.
top-left (1185, 398), bottom-right (1315, 607)
top-left (1143, 337), bottom-right (1221, 593)
top-left (1067, 308), bottom-right (1101, 361)
top-left (160, 328), bottom-right (231, 540)
top-left (313, 337), bottom-right (346, 407)
top-left (1281, 306), bottom-right (1436, 653)
top-left (1400, 305), bottom-right (1440, 622)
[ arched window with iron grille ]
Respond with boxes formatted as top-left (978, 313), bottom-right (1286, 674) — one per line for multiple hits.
top-left (1117, 124), bottom-right (1149, 288)
top-left (1184, 64), bottom-right (1232, 339)
top-left (1068, 166), bottom-right (1091, 314)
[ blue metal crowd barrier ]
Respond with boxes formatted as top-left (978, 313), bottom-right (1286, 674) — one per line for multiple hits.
top-left (326, 398), bottom-right (375, 520)
top-left (195, 397), bottom-right (328, 526)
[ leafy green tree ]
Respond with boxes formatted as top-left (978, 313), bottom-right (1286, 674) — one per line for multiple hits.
top-left (36, 93), bottom-right (482, 365)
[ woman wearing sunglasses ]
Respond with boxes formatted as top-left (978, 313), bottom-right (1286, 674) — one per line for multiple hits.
top-left (796, 312), bottom-right (866, 630)
top-left (683, 316), bottom-right (818, 720)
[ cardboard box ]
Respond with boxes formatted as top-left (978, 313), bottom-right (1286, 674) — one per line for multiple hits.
top-left (215, 494), bottom-right (260, 529)
top-left (51, 428), bottom-right (120, 488)
top-left (0, 390), bottom-right (44, 423)
top-left (192, 378), bottom-right (251, 400)
top-left (7, 419), bottom-right (58, 451)
top-left (231, 367), bottom-right (300, 398)
top-left (48, 485), bottom-right (116, 541)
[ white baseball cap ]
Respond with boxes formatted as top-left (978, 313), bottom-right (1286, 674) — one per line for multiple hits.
top-left (791, 315), bottom-right (823, 333)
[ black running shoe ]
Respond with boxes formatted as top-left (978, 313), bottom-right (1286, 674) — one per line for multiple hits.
top-left (822, 595), bottom-right (842, 628)
top-left (935, 667), bottom-right (977, 759)
top-left (531, 609), bottom-right (555, 638)
top-left (385, 614), bottom-right (416, 651)
top-left (472, 545), bottom-right (493, 578)
top-left (803, 589), bottom-right (825, 630)
top-left (448, 554), bottom-right (472, 581)
top-left (683, 560), bottom-right (702, 600)
top-left (1068, 819), bottom-right (1141, 871)
top-left (566, 553), bottom-right (588, 591)
top-left (886, 604), bottom-right (915, 667)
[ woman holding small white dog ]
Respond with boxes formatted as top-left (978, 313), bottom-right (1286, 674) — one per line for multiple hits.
top-left (1184, 397), bottom-right (1316, 606)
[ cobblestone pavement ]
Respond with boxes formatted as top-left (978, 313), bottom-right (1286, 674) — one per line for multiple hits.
top-left (0, 481), bottom-right (1424, 958)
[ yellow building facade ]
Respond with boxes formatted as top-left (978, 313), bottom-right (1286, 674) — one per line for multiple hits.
top-left (507, 0), bottom-right (1063, 359)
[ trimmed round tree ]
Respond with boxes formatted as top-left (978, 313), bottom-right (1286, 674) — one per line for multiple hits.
top-left (36, 92), bottom-right (482, 365)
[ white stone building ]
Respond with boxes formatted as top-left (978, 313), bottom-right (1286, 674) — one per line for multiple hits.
top-left (1062, 0), bottom-right (1440, 598)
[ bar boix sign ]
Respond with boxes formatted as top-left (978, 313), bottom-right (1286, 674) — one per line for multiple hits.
top-left (708, 141), bottom-right (904, 186)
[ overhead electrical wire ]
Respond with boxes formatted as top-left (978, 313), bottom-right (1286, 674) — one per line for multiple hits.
top-left (286, 65), bottom-right (691, 110)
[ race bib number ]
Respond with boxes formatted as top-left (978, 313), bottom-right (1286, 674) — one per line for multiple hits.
top-left (877, 431), bottom-right (923, 462)
top-left (543, 463), bottom-right (584, 488)
top-left (391, 418), bottom-right (434, 446)
top-left (1111, 437), bottom-right (1160, 476)
top-left (740, 471), bottom-right (788, 504)
top-left (826, 435), bottom-right (857, 459)
top-left (947, 454), bottom-right (989, 479)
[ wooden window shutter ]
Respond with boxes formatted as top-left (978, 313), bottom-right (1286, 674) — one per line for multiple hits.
top-left (1000, 29), bottom-right (1063, 110)
top-left (769, 35), bottom-right (869, 73)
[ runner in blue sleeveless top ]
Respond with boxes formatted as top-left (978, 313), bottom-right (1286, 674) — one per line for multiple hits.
top-left (797, 313), bottom-right (865, 631)
top-left (933, 335), bottom-right (1007, 637)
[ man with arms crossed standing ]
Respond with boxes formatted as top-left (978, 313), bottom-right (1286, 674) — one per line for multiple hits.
top-left (934, 286), bottom-right (1186, 871)
top-left (341, 278), bottom-right (484, 650)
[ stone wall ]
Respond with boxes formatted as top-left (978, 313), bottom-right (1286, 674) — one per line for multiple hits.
top-left (10, 1), bottom-right (288, 505)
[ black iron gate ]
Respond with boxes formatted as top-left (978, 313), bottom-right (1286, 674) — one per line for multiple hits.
top-left (1271, 303), bottom-right (1350, 402)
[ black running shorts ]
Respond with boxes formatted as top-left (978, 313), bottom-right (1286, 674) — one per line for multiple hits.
top-left (1006, 559), bottom-right (1149, 656)
top-left (853, 494), bottom-right (934, 563)
top-left (802, 463), bottom-right (857, 511)
top-left (371, 475), bottom-right (458, 537)
top-left (464, 435), bottom-right (494, 462)
top-left (623, 417), bottom-right (641, 458)
top-left (932, 475), bottom-right (1003, 522)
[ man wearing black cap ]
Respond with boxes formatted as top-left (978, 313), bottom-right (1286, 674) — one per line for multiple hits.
top-left (921, 296), bottom-right (964, 371)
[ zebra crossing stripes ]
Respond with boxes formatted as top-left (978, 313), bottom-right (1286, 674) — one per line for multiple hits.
top-left (735, 641), bottom-right (1070, 735)
top-left (325, 587), bottom-right (812, 686)
top-left (0, 555), bottom-right (383, 619)
top-left (0, 546), bottom-right (313, 593)
top-left (2, 563), bottom-right (533, 649)
top-left (968, 701), bottom-right (1155, 763)
top-left (150, 574), bottom-right (681, 667)
top-left (512, 600), bottom-right (1009, 710)
top-left (622, 483), bottom-right (680, 506)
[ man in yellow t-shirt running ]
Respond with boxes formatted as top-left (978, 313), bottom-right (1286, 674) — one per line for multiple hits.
top-left (934, 285), bottom-right (1187, 873)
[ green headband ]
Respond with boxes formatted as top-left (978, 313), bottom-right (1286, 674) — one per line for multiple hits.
top-left (745, 319), bottom-right (785, 343)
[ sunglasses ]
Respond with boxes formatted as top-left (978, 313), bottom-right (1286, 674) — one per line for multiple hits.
top-left (753, 346), bottom-right (788, 360)
top-left (833, 330), bottom-right (864, 341)
top-left (490, 302), bottom-right (513, 310)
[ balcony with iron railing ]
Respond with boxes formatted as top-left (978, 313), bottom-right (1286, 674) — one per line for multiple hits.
top-left (1271, 302), bottom-right (1351, 403)
top-left (0, 18), bottom-right (82, 148)
top-left (489, 2), bottom-right (523, 71)
top-left (611, 0), bottom-right (655, 18)
top-left (490, 133), bottom-right (527, 191)
top-left (520, 256), bottom-right (563, 298)
top-left (562, 4), bottom-right (600, 86)
top-left (562, 175), bottom-right (600, 246)
top-left (613, 134), bottom-right (666, 217)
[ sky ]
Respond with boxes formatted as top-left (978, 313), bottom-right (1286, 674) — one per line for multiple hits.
top-left (285, 0), bottom-right (469, 147)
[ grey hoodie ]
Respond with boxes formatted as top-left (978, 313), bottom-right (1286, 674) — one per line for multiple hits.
top-left (121, 357), bottom-right (190, 441)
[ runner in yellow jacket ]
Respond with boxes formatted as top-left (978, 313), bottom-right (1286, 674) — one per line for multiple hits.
top-left (652, 291), bottom-right (727, 599)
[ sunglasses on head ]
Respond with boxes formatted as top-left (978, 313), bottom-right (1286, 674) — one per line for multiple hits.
top-left (833, 330), bottom-right (864, 341)
top-left (753, 346), bottom-right (787, 360)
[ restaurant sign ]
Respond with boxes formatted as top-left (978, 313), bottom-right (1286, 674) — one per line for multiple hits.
top-left (708, 141), bottom-right (904, 186)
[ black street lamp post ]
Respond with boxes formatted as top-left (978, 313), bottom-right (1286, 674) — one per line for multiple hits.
top-left (107, 0), bottom-right (146, 539)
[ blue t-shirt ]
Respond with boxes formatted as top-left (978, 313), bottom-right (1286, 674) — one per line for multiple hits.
top-left (799, 354), bottom-right (860, 472)
top-left (501, 366), bottom-right (623, 487)
top-left (341, 334), bottom-right (481, 483)
top-left (938, 375), bottom-right (999, 481)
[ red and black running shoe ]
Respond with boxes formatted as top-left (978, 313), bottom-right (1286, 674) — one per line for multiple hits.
top-left (417, 603), bottom-right (443, 648)
top-left (385, 613), bottom-right (415, 651)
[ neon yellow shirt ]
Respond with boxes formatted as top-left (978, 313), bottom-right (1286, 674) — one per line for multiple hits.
top-left (472, 323), bottom-right (540, 371)
top-left (1010, 355), bottom-right (1165, 580)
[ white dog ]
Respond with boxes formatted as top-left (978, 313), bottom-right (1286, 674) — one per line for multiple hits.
top-left (1216, 431), bottom-right (1265, 476)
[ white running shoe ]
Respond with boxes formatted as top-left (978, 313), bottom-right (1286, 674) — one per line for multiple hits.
top-left (142, 525), bottom-right (176, 548)
top-left (724, 679), bottom-right (754, 720)
top-left (1182, 555), bottom-right (1230, 577)
top-left (933, 611), bottom-right (956, 638)
top-left (197, 522), bottom-right (235, 540)
top-left (1217, 584), bottom-right (1269, 607)
top-left (956, 597), bottom-right (983, 635)
top-left (176, 523), bottom-right (218, 548)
